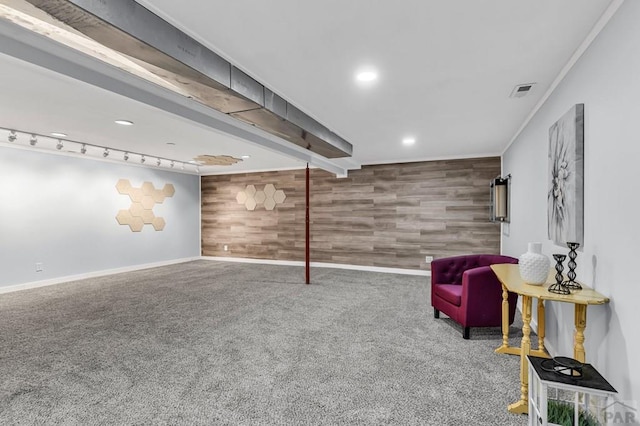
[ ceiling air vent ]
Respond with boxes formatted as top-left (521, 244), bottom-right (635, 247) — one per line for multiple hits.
top-left (510, 83), bottom-right (536, 98)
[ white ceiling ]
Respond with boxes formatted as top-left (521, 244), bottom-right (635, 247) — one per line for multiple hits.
top-left (0, 0), bottom-right (616, 175)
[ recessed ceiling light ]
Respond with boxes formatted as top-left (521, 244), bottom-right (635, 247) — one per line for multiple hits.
top-left (355, 70), bottom-right (378, 83)
top-left (241, 155), bottom-right (251, 159)
top-left (114, 119), bottom-right (134, 126)
top-left (402, 137), bottom-right (416, 146)
top-left (50, 132), bottom-right (67, 138)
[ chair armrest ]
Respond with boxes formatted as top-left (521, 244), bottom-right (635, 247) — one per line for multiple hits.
top-left (461, 266), bottom-right (503, 301)
top-left (459, 265), bottom-right (519, 326)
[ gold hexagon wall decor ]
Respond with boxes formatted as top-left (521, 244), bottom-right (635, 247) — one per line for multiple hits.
top-left (152, 189), bottom-right (166, 203)
top-left (162, 184), bottom-right (175, 197)
top-left (273, 190), bottom-right (287, 204)
top-left (264, 184), bottom-right (276, 197)
top-left (141, 195), bottom-right (155, 210)
top-left (116, 179), bottom-right (132, 194)
top-left (245, 197), bottom-right (257, 211)
top-left (141, 181), bottom-right (155, 196)
top-left (129, 216), bottom-right (145, 232)
top-left (264, 197), bottom-right (276, 211)
top-left (115, 179), bottom-right (175, 232)
top-left (245, 184), bottom-right (256, 196)
top-left (129, 202), bottom-right (145, 218)
top-left (141, 209), bottom-right (156, 224)
top-left (254, 190), bottom-right (266, 204)
top-left (116, 209), bottom-right (133, 225)
top-left (152, 217), bottom-right (166, 231)
top-left (236, 191), bottom-right (247, 204)
top-left (128, 188), bottom-right (144, 203)
top-left (236, 184), bottom-right (287, 211)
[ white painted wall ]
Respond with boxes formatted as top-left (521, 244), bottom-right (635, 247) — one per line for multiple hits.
top-left (0, 146), bottom-right (200, 288)
top-left (502, 0), bottom-right (640, 402)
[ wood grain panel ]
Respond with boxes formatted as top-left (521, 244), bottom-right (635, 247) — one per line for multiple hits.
top-left (201, 157), bottom-right (501, 269)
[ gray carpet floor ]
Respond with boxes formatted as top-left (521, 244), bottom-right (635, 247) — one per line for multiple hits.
top-left (0, 260), bottom-right (528, 425)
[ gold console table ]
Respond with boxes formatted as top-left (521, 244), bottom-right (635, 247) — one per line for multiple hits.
top-left (490, 263), bottom-right (609, 415)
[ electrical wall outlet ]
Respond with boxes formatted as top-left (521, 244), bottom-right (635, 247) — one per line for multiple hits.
top-left (425, 256), bottom-right (434, 263)
top-left (223, 245), bottom-right (228, 252)
top-left (35, 262), bottom-right (43, 272)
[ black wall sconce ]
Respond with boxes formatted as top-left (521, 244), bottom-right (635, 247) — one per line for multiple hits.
top-left (490, 175), bottom-right (511, 223)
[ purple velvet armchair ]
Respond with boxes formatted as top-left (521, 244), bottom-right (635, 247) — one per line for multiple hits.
top-left (431, 254), bottom-right (518, 339)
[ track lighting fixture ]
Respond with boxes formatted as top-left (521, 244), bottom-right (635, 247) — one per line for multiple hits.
top-left (2, 127), bottom-right (196, 174)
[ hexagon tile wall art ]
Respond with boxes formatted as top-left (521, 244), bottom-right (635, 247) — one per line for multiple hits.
top-left (115, 179), bottom-right (175, 232)
top-left (236, 184), bottom-right (286, 211)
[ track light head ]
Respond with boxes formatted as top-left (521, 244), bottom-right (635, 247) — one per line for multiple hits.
top-left (80, 144), bottom-right (87, 154)
top-left (56, 140), bottom-right (63, 150)
top-left (103, 148), bottom-right (109, 158)
top-left (140, 155), bottom-right (145, 164)
top-left (170, 161), bottom-right (175, 168)
top-left (8, 130), bottom-right (17, 142)
top-left (29, 134), bottom-right (37, 146)
top-left (156, 158), bottom-right (161, 166)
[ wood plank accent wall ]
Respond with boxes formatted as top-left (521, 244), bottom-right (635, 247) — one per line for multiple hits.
top-left (201, 157), bottom-right (502, 270)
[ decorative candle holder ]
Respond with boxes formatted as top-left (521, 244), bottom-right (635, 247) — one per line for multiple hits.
top-left (549, 254), bottom-right (570, 295)
top-left (563, 242), bottom-right (582, 290)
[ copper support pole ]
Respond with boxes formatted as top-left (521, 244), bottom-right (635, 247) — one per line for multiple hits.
top-left (305, 163), bottom-right (310, 284)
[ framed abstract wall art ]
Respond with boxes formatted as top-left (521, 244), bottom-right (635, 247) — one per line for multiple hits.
top-left (548, 104), bottom-right (584, 246)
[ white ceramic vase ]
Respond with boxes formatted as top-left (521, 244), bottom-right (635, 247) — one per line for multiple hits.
top-left (519, 242), bottom-right (550, 285)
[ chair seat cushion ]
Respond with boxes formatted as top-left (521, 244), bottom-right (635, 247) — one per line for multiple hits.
top-left (433, 284), bottom-right (462, 307)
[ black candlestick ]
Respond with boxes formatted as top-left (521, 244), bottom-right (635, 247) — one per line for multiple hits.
top-left (563, 242), bottom-right (582, 290)
top-left (549, 254), bottom-right (570, 295)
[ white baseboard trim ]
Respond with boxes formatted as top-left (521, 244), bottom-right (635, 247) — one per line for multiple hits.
top-left (201, 256), bottom-right (431, 277)
top-left (0, 257), bottom-right (200, 294)
top-left (202, 256), bottom-right (303, 267)
top-left (1, 256), bottom-right (429, 295)
top-left (312, 261), bottom-right (430, 276)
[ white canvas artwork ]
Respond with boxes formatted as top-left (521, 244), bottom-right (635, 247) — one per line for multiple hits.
top-left (548, 104), bottom-right (584, 246)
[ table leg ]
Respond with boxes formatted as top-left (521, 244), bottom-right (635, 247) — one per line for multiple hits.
top-left (574, 304), bottom-right (587, 363)
top-left (508, 294), bottom-right (532, 414)
top-left (495, 285), bottom-right (511, 353)
top-left (528, 299), bottom-right (549, 358)
top-left (495, 285), bottom-right (520, 356)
